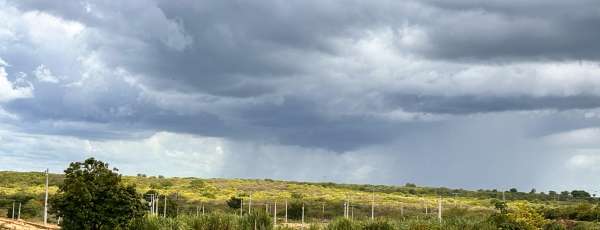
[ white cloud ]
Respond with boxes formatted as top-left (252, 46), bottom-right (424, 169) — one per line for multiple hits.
top-left (0, 128), bottom-right (396, 184)
top-left (339, 31), bottom-right (600, 98)
top-left (33, 64), bottom-right (60, 83)
top-left (0, 63), bottom-right (33, 102)
top-left (0, 130), bottom-right (226, 176)
top-left (21, 11), bottom-right (84, 45)
top-left (88, 132), bottom-right (226, 177)
top-left (566, 151), bottom-right (600, 171)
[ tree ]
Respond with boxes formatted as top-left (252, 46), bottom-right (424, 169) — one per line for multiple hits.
top-left (405, 183), bottom-right (417, 188)
top-left (509, 188), bottom-right (518, 193)
top-left (50, 158), bottom-right (145, 230)
top-left (572, 190), bottom-right (591, 199)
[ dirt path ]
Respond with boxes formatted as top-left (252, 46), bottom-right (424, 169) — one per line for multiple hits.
top-left (0, 218), bottom-right (59, 230)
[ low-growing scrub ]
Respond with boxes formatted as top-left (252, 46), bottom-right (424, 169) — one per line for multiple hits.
top-left (128, 211), bottom-right (272, 230)
top-left (128, 215), bottom-right (501, 230)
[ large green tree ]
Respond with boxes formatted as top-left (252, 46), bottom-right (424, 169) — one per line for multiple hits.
top-left (50, 158), bottom-right (145, 230)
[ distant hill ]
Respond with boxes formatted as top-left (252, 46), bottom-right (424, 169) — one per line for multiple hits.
top-left (0, 170), bottom-right (594, 222)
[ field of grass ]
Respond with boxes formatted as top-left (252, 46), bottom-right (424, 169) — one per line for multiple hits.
top-left (2, 171), bottom-right (600, 229)
top-left (0, 171), bottom-right (492, 219)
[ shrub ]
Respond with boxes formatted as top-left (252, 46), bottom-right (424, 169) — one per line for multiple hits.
top-left (543, 221), bottom-right (566, 230)
top-left (188, 179), bottom-right (205, 190)
top-left (226, 197), bottom-right (242, 209)
top-left (362, 220), bottom-right (394, 230)
top-left (326, 218), bottom-right (358, 230)
top-left (287, 201), bottom-right (305, 220)
top-left (489, 201), bottom-right (548, 230)
top-left (239, 211), bottom-right (272, 230)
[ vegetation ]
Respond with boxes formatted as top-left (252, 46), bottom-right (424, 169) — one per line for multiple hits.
top-left (49, 158), bottom-right (145, 230)
top-left (128, 211), bottom-right (272, 230)
top-left (122, 215), bottom-right (527, 230)
top-left (226, 197), bottom-right (242, 209)
top-left (2, 158), bottom-right (600, 229)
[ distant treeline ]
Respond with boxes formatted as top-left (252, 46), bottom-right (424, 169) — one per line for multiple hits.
top-left (284, 180), bottom-right (595, 202)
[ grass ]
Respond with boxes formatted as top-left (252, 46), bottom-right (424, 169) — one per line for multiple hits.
top-left (0, 171), bottom-right (494, 215)
top-left (126, 214), bottom-right (499, 230)
top-left (1, 171), bottom-right (599, 228)
top-left (128, 212), bottom-right (272, 230)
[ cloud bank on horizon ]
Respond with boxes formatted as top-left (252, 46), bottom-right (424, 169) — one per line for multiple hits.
top-left (1, 0), bottom-right (600, 191)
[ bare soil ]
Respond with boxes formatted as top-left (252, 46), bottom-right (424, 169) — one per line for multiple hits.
top-left (0, 218), bottom-right (59, 230)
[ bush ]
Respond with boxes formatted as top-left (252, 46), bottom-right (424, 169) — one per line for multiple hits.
top-left (188, 180), bottom-right (205, 190)
top-left (543, 221), bottom-right (566, 230)
top-left (226, 197), bottom-right (242, 209)
top-left (287, 201), bottom-right (305, 220)
top-left (239, 211), bottom-right (272, 230)
top-left (362, 220), bottom-right (394, 230)
top-left (441, 217), bottom-right (496, 230)
top-left (128, 213), bottom-right (269, 230)
top-left (326, 218), bottom-right (358, 230)
top-left (489, 201), bottom-right (548, 230)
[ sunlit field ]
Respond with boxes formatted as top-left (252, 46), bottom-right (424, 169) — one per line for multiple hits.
top-left (2, 171), bottom-right (600, 229)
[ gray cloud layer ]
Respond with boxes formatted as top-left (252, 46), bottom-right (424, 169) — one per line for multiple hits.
top-left (1, 0), bottom-right (600, 190)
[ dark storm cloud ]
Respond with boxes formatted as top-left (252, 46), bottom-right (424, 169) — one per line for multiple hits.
top-left (234, 96), bottom-right (423, 151)
top-left (5, 95), bottom-right (230, 141)
top-left (4, 0), bottom-right (600, 191)
top-left (419, 0), bottom-right (600, 60)
top-left (8, 0), bottom-right (600, 93)
top-left (8, 0), bottom-right (403, 97)
top-left (3, 0), bottom-right (600, 152)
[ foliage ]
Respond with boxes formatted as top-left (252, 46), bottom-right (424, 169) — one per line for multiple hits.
top-left (287, 201), bottom-right (305, 220)
top-left (326, 218), bottom-right (358, 230)
top-left (490, 199), bottom-right (508, 214)
top-left (362, 220), bottom-right (394, 230)
top-left (543, 221), bottom-right (566, 230)
top-left (49, 158), bottom-right (145, 230)
top-left (125, 213), bottom-right (600, 230)
top-left (5, 170), bottom-right (600, 227)
top-left (188, 180), bottom-right (205, 190)
top-left (291, 192), bottom-right (303, 199)
top-left (226, 197), bottom-right (242, 209)
top-left (541, 203), bottom-right (600, 222)
top-left (128, 212), bottom-right (272, 230)
top-left (571, 190), bottom-right (591, 199)
top-left (489, 201), bottom-right (548, 230)
top-left (238, 211), bottom-right (272, 230)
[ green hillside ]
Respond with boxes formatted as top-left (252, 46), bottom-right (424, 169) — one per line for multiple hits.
top-left (0, 171), bottom-right (595, 221)
top-left (3, 170), bottom-right (600, 230)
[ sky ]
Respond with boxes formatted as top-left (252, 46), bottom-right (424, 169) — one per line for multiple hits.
top-left (1, 0), bottom-right (600, 192)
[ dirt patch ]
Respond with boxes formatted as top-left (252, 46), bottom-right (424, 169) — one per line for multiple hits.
top-left (0, 218), bottom-right (59, 230)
